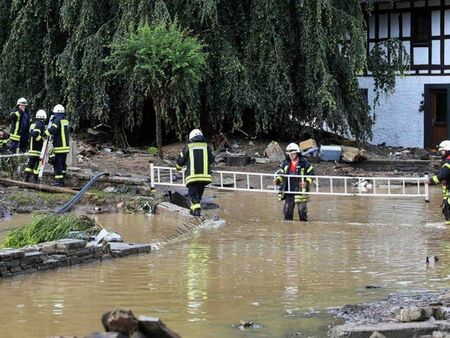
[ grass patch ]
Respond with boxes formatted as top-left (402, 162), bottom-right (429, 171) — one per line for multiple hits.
top-left (2, 214), bottom-right (100, 248)
top-left (9, 191), bottom-right (72, 206)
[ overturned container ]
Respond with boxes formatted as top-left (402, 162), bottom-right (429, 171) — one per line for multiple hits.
top-left (319, 145), bottom-right (342, 161)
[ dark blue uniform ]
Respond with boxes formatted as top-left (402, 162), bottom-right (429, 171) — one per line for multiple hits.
top-left (24, 119), bottom-right (46, 183)
top-left (45, 113), bottom-right (70, 186)
top-left (176, 135), bottom-right (214, 216)
top-left (8, 108), bottom-right (30, 153)
top-left (429, 157), bottom-right (450, 225)
top-left (275, 155), bottom-right (315, 221)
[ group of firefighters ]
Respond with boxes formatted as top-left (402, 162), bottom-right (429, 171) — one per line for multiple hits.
top-left (4, 97), bottom-right (70, 187)
top-left (5, 99), bottom-right (450, 222)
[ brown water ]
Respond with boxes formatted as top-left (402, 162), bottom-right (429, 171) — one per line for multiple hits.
top-left (1, 189), bottom-right (450, 337)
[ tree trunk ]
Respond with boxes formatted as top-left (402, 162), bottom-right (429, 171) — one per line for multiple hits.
top-left (154, 98), bottom-right (164, 158)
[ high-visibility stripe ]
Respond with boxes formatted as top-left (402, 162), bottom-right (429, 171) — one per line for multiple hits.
top-left (190, 203), bottom-right (201, 211)
top-left (27, 150), bottom-right (41, 157)
top-left (61, 120), bottom-right (68, 149)
top-left (306, 165), bottom-right (314, 173)
top-left (433, 175), bottom-right (440, 184)
top-left (176, 164), bottom-right (182, 170)
top-left (53, 147), bottom-right (70, 153)
top-left (186, 175), bottom-right (212, 185)
top-left (24, 168), bottom-right (33, 173)
top-left (444, 163), bottom-right (450, 169)
top-left (55, 175), bottom-right (64, 179)
top-left (9, 134), bottom-right (20, 141)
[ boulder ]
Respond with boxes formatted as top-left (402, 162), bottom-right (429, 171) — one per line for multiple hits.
top-left (265, 141), bottom-right (285, 163)
top-left (138, 316), bottom-right (182, 338)
top-left (102, 309), bottom-right (139, 335)
top-left (341, 146), bottom-right (363, 163)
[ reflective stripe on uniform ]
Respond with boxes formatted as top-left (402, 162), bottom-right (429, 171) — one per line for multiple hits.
top-left (190, 203), bottom-right (201, 211)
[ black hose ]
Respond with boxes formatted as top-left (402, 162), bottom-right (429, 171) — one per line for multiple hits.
top-left (55, 172), bottom-right (109, 214)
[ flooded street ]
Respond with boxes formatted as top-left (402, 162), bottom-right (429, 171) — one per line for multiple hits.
top-left (1, 188), bottom-right (450, 337)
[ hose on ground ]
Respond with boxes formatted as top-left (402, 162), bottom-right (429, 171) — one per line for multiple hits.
top-left (55, 172), bottom-right (109, 214)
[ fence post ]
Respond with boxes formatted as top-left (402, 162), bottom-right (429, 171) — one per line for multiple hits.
top-left (424, 174), bottom-right (430, 203)
top-left (149, 161), bottom-right (155, 191)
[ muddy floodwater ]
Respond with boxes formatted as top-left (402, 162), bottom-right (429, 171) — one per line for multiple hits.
top-left (1, 188), bottom-right (450, 337)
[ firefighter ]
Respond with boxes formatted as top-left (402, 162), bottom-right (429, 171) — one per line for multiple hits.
top-left (44, 104), bottom-right (69, 187)
top-left (8, 97), bottom-right (31, 153)
top-left (176, 129), bottom-right (215, 216)
top-left (24, 109), bottom-right (47, 183)
top-left (425, 140), bottom-right (450, 225)
top-left (273, 143), bottom-right (315, 221)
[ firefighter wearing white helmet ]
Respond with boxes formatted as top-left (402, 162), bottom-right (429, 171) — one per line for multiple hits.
top-left (45, 104), bottom-right (70, 186)
top-left (426, 140), bottom-right (450, 225)
top-left (8, 97), bottom-right (31, 153)
top-left (176, 128), bottom-right (215, 216)
top-left (23, 110), bottom-right (48, 183)
top-left (273, 142), bottom-right (315, 221)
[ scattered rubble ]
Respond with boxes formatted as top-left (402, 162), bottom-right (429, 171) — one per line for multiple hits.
top-left (330, 290), bottom-right (450, 338)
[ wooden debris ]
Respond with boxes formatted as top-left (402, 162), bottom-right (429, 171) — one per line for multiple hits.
top-left (0, 177), bottom-right (85, 195)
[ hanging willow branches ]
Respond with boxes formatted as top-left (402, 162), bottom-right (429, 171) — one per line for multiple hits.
top-left (0, 0), bottom-right (408, 145)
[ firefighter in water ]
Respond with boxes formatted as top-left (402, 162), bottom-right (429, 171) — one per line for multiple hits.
top-left (24, 109), bottom-right (47, 183)
top-left (8, 97), bottom-right (31, 153)
top-left (176, 129), bottom-right (215, 216)
top-left (273, 143), bottom-right (315, 221)
top-left (44, 104), bottom-right (70, 187)
top-left (425, 140), bottom-right (450, 225)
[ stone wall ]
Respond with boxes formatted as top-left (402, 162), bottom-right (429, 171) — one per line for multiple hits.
top-left (0, 239), bottom-right (152, 278)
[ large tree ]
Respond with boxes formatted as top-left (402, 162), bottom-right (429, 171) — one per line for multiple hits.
top-left (0, 0), bottom-right (407, 145)
top-left (106, 20), bottom-right (206, 157)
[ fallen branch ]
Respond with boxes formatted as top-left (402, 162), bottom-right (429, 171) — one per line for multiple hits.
top-left (0, 177), bottom-right (86, 195)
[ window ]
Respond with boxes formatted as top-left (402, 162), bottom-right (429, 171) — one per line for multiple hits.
top-left (411, 10), bottom-right (431, 46)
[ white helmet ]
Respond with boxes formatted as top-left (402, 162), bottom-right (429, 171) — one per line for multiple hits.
top-left (17, 97), bottom-right (27, 106)
top-left (189, 129), bottom-right (203, 141)
top-left (438, 140), bottom-right (450, 152)
top-left (53, 104), bottom-right (65, 113)
top-left (286, 142), bottom-right (300, 154)
top-left (36, 109), bottom-right (47, 120)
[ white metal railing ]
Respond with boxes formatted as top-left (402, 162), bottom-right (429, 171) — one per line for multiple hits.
top-left (149, 164), bottom-right (430, 202)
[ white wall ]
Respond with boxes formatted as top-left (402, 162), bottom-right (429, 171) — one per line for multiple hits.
top-left (358, 76), bottom-right (450, 148)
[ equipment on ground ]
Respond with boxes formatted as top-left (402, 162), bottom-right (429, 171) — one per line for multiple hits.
top-left (37, 116), bottom-right (55, 182)
top-left (55, 172), bottom-right (109, 214)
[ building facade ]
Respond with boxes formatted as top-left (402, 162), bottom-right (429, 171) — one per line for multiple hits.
top-left (359, 0), bottom-right (450, 147)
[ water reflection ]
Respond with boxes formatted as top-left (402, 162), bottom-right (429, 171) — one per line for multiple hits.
top-left (186, 242), bottom-right (210, 320)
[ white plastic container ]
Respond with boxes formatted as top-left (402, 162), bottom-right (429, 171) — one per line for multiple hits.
top-left (319, 145), bottom-right (342, 161)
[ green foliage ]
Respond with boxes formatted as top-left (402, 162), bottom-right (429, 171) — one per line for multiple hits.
top-left (0, 0), bottom-right (408, 143)
top-left (106, 19), bottom-right (206, 155)
top-left (147, 146), bottom-right (158, 156)
top-left (2, 214), bottom-right (100, 248)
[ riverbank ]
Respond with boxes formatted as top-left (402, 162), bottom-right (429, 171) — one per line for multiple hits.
top-left (0, 202), bottom-right (217, 278)
top-left (330, 289), bottom-right (450, 337)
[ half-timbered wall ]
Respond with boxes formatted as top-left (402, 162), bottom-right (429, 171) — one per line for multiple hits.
top-left (359, 0), bottom-right (450, 147)
top-left (366, 0), bottom-right (450, 74)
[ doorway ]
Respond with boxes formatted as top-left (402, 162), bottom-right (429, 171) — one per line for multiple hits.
top-left (424, 84), bottom-right (450, 148)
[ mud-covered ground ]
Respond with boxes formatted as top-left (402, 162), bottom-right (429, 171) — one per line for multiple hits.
top-left (330, 289), bottom-right (450, 325)
top-left (0, 134), bottom-right (438, 216)
top-left (74, 135), bottom-right (438, 178)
